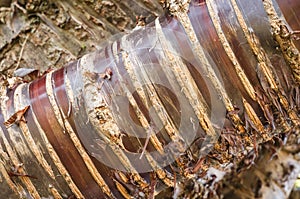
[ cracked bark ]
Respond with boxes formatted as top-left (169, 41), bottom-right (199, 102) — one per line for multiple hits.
top-left (0, 0), bottom-right (299, 198)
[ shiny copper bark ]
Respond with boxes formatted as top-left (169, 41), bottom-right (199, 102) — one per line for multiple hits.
top-left (0, 0), bottom-right (299, 198)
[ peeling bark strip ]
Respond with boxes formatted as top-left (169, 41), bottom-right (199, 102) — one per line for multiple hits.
top-left (263, 0), bottom-right (300, 84)
top-left (0, 0), bottom-right (299, 198)
top-left (3, 105), bottom-right (29, 128)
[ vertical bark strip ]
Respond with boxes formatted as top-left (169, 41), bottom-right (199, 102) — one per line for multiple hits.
top-left (263, 0), bottom-right (300, 84)
top-left (206, 0), bottom-right (257, 101)
top-left (0, 0), bottom-right (299, 198)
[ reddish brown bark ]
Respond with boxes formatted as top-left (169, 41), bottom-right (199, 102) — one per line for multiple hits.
top-left (0, 0), bottom-right (299, 198)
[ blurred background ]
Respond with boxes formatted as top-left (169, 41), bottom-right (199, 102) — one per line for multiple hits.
top-left (0, 0), bottom-right (164, 77)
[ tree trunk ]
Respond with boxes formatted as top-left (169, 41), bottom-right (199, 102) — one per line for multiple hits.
top-left (0, 0), bottom-right (299, 198)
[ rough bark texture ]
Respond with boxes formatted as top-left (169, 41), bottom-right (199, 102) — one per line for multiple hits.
top-left (0, 0), bottom-right (299, 199)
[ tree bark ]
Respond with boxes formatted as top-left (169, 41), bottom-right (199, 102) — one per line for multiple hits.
top-left (0, 0), bottom-right (299, 198)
